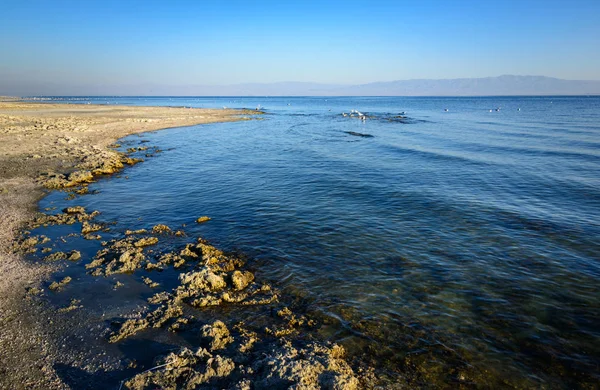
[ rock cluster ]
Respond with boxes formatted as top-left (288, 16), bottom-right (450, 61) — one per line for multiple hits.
top-left (124, 321), bottom-right (360, 390)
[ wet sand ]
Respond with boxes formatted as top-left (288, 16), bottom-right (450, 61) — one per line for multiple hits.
top-left (0, 100), bottom-right (253, 388)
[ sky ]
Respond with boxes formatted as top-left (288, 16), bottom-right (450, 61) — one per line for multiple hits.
top-left (1, 0), bottom-right (600, 94)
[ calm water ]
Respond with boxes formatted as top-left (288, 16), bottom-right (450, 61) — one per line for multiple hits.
top-left (36, 96), bottom-right (600, 387)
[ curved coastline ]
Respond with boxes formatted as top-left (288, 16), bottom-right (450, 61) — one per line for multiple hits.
top-left (0, 100), bottom-right (256, 388)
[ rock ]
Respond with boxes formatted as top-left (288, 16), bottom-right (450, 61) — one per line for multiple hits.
top-left (142, 276), bottom-right (159, 288)
top-left (81, 221), bottom-right (102, 234)
top-left (196, 216), bottom-right (211, 224)
top-left (63, 206), bottom-right (86, 214)
top-left (151, 224), bottom-right (172, 234)
top-left (58, 299), bottom-right (82, 313)
top-left (66, 170), bottom-right (93, 186)
top-left (68, 250), bottom-right (81, 261)
top-left (44, 251), bottom-right (68, 261)
top-left (231, 270), bottom-right (254, 291)
top-left (49, 276), bottom-right (72, 291)
top-left (125, 229), bottom-right (147, 235)
top-left (134, 237), bottom-right (158, 247)
top-left (180, 268), bottom-right (226, 293)
top-left (201, 320), bottom-right (234, 351)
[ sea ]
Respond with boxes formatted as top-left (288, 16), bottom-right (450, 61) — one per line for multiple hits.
top-left (28, 96), bottom-right (600, 387)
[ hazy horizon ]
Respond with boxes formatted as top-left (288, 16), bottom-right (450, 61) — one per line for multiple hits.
top-left (5, 75), bottom-right (600, 97)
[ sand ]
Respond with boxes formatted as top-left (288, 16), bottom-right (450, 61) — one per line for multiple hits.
top-left (0, 100), bottom-right (253, 388)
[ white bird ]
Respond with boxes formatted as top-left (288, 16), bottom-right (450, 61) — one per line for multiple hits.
top-left (342, 113), bottom-right (347, 117)
top-left (517, 108), bottom-right (521, 111)
top-left (444, 108), bottom-right (449, 112)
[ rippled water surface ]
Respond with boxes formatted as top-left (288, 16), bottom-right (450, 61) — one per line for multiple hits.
top-left (38, 96), bottom-right (600, 386)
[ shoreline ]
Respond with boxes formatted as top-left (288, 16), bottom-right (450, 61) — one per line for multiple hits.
top-left (0, 100), bottom-right (256, 388)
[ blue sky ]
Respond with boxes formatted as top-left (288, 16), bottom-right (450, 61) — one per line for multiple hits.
top-left (1, 0), bottom-right (599, 91)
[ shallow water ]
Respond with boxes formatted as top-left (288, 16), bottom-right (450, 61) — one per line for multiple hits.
top-left (35, 96), bottom-right (600, 387)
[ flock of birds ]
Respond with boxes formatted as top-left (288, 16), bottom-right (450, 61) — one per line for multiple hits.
top-left (342, 109), bottom-right (368, 121)
top-left (223, 103), bottom-right (525, 118)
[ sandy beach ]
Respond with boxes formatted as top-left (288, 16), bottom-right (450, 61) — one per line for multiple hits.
top-left (0, 100), bottom-right (366, 389)
top-left (0, 100), bottom-right (253, 388)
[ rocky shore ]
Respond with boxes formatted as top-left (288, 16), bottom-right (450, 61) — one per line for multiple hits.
top-left (0, 100), bottom-right (255, 388)
top-left (0, 100), bottom-right (373, 389)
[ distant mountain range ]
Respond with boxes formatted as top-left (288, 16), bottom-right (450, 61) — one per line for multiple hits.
top-left (3, 75), bottom-right (600, 96)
